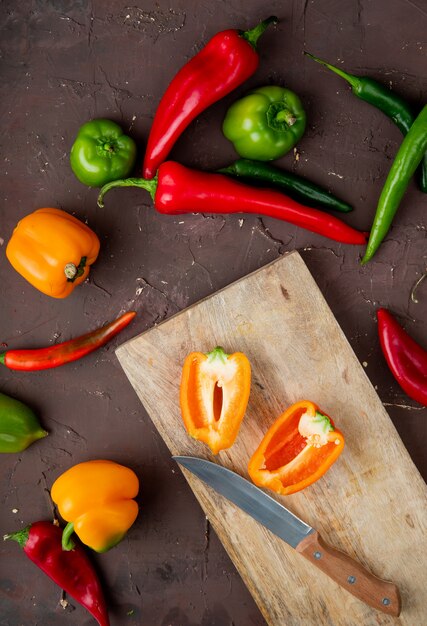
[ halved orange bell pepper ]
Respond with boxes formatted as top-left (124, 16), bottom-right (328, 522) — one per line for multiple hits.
top-left (51, 460), bottom-right (139, 553)
top-left (248, 400), bottom-right (344, 495)
top-left (6, 207), bottom-right (100, 298)
top-left (180, 346), bottom-right (251, 454)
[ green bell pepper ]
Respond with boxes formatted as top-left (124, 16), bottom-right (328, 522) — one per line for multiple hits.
top-left (0, 392), bottom-right (47, 453)
top-left (223, 86), bottom-right (306, 161)
top-left (70, 119), bottom-right (137, 187)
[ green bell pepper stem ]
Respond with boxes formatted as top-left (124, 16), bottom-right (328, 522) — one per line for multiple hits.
top-left (97, 175), bottom-right (158, 208)
top-left (241, 16), bottom-right (278, 49)
top-left (62, 522), bottom-right (76, 551)
top-left (274, 108), bottom-right (296, 126)
top-left (362, 105), bottom-right (427, 264)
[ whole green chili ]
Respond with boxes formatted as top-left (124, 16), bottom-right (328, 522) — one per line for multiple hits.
top-left (218, 159), bottom-right (353, 213)
top-left (305, 52), bottom-right (427, 193)
top-left (362, 104), bottom-right (427, 263)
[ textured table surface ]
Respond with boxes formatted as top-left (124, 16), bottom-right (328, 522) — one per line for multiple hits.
top-left (0, 1), bottom-right (426, 625)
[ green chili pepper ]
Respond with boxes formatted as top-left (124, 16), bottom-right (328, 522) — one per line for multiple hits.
top-left (0, 392), bottom-right (47, 453)
top-left (218, 159), bottom-right (353, 213)
top-left (362, 105), bottom-right (427, 264)
top-left (70, 119), bottom-right (137, 187)
top-left (305, 53), bottom-right (427, 193)
top-left (222, 86), bottom-right (306, 161)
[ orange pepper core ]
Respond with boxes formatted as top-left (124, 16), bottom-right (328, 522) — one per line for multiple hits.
top-left (248, 400), bottom-right (344, 495)
top-left (180, 346), bottom-right (251, 454)
top-left (51, 460), bottom-right (139, 553)
top-left (6, 207), bottom-right (100, 298)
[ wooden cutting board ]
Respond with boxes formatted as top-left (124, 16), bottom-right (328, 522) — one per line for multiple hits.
top-left (116, 251), bottom-right (427, 626)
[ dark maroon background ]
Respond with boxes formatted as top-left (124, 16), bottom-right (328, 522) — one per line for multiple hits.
top-left (0, 1), bottom-right (426, 625)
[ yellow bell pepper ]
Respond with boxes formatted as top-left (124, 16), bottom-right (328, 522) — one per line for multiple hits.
top-left (51, 460), bottom-right (139, 553)
top-left (6, 207), bottom-right (100, 298)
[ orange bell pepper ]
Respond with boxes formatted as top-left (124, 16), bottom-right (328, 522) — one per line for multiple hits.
top-left (180, 346), bottom-right (251, 454)
top-left (6, 207), bottom-right (100, 298)
top-left (248, 400), bottom-right (344, 495)
top-left (51, 460), bottom-right (139, 553)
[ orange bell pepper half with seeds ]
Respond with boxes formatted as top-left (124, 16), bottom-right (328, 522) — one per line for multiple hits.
top-left (248, 400), bottom-right (344, 495)
top-left (180, 346), bottom-right (251, 454)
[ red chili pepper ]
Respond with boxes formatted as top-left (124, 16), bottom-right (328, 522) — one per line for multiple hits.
top-left (377, 308), bottom-right (427, 406)
top-left (0, 311), bottom-right (136, 371)
top-left (143, 16), bottom-right (278, 179)
top-left (98, 162), bottom-right (368, 245)
top-left (4, 521), bottom-right (110, 626)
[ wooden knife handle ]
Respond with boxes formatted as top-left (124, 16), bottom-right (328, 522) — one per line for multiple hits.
top-left (296, 531), bottom-right (401, 616)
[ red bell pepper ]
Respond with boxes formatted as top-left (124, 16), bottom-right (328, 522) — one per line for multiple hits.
top-left (377, 308), bottom-right (427, 406)
top-left (98, 162), bottom-right (368, 245)
top-left (4, 521), bottom-right (109, 626)
top-left (0, 311), bottom-right (135, 371)
top-left (143, 16), bottom-right (277, 179)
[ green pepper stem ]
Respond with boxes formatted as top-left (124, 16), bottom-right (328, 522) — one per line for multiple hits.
top-left (305, 52), bottom-right (360, 90)
top-left (4, 525), bottom-right (30, 547)
top-left (266, 103), bottom-right (298, 132)
top-left (65, 256), bottom-right (87, 283)
top-left (241, 15), bottom-right (278, 49)
top-left (275, 108), bottom-right (296, 126)
top-left (206, 346), bottom-right (230, 364)
top-left (62, 522), bottom-right (76, 551)
top-left (97, 175), bottom-right (158, 208)
top-left (313, 411), bottom-right (335, 432)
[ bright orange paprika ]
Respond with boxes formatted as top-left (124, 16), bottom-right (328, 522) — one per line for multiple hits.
top-left (248, 400), bottom-right (344, 495)
top-left (6, 207), bottom-right (100, 298)
top-left (51, 460), bottom-right (139, 553)
top-left (180, 346), bottom-right (251, 454)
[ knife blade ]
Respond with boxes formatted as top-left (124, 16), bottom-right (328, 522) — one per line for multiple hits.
top-left (173, 456), bottom-right (401, 617)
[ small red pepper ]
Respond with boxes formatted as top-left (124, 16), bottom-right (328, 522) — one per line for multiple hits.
top-left (4, 521), bottom-right (110, 626)
top-left (377, 308), bottom-right (427, 406)
top-left (98, 162), bottom-right (368, 245)
top-left (0, 311), bottom-right (136, 371)
top-left (143, 16), bottom-right (277, 179)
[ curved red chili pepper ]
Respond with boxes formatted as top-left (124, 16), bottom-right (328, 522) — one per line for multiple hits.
top-left (98, 162), bottom-right (368, 245)
top-left (4, 521), bottom-right (110, 626)
top-left (0, 311), bottom-right (136, 371)
top-left (143, 16), bottom-right (277, 179)
top-left (377, 308), bottom-right (427, 406)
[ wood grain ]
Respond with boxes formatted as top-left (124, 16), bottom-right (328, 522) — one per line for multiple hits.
top-left (296, 531), bottom-right (401, 616)
top-left (116, 251), bottom-right (427, 626)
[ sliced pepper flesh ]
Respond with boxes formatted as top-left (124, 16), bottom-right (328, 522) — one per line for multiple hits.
top-left (180, 347), bottom-right (251, 454)
top-left (248, 400), bottom-right (344, 495)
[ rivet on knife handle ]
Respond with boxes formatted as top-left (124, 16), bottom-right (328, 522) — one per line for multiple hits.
top-left (296, 531), bottom-right (401, 616)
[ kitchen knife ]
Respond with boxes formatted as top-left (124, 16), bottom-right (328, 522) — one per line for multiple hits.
top-left (173, 456), bottom-right (401, 617)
